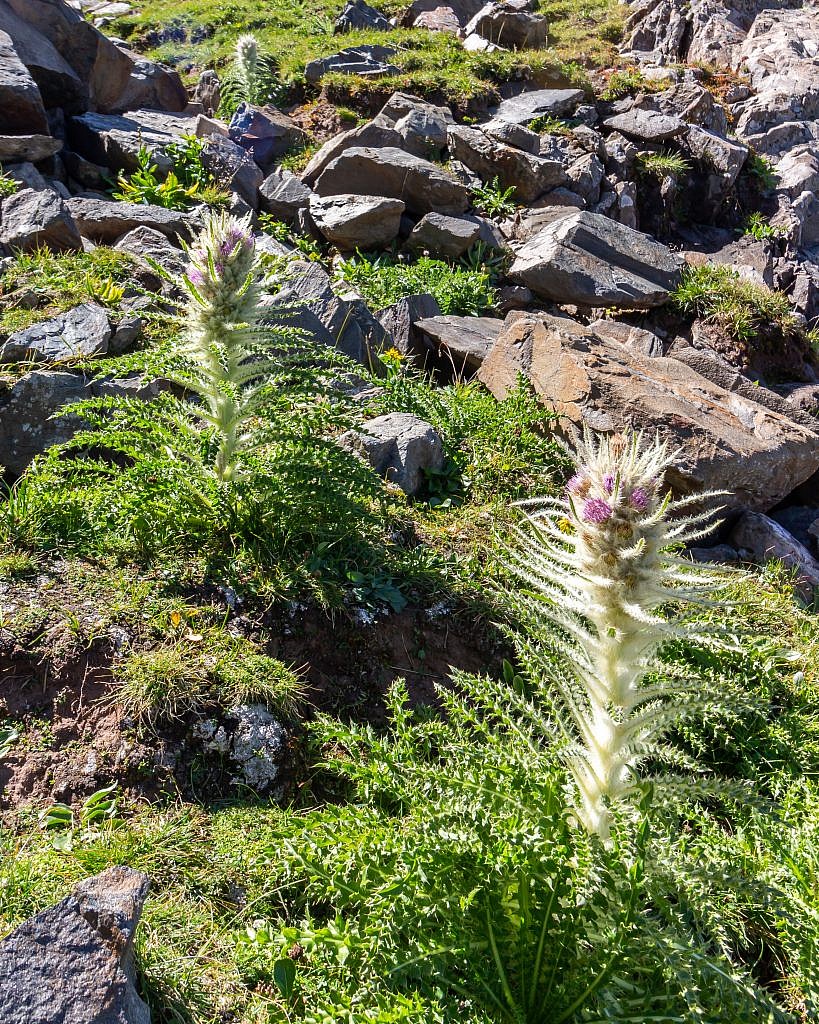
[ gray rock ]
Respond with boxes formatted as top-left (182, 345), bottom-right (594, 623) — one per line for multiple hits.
top-left (375, 292), bottom-right (442, 358)
top-left (0, 369), bottom-right (88, 473)
top-left (193, 704), bottom-right (289, 794)
top-left (4, 161), bottom-right (47, 191)
top-left (0, 303), bottom-right (111, 363)
top-left (689, 543), bottom-right (741, 563)
top-left (112, 53), bottom-right (187, 114)
top-left (603, 108), bottom-right (686, 142)
top-left (0, 866), bottom-right (150, 1024)
top-left (335, 0), bottom-right (391, 32)
top-left (0, 133), bottom-right (61, 162)
top-left (305, 45), bottom-right (399, 84)
top-left (228, 103), bottom-right (306, 175)
top-left (770, 506), bottom-right (819, 553)
top-left (193, 69), bottom-right (221, 117)
top-left (340, 412), bottom-right (444, 495)
top-left (110, 314), bottom-right (145, 355)
top-left (484, 118), bottom-right (541, 154)
top-left (301, 121), bottom-right (403, 187)
top-left (493, 88), bottom-right (585, 126)
top-left (394, 107), bottom-right (451, 158)
top-left (402, 0), bottom-right (486, 31)
top-left (309, 193), bottom-right (405, 250)
top-left (730, 511), bottom-right (819, 600)
top-left (0, 187), bottom-right (81, 253)
top-left (68, 109), bottom-right (199, 174)
top-left (565, 152), bottom-right (604, 204)
top-left (510, 210), bottom-right (683, 308)
top-left (0, 28), bottom-right (48, 134)
top-left (589, 318), bottom-right (664, 357)
top-left (415, 314), bottom-right (503, 374)
top-left (447, 124), bottom-right (565, 203)
top-left (114, 225), bottom-right (187, 283)
top-left (314, 145), bottom-right (469, 216)
top-left (264, 259), bottom-right (390, 366)
top-left (775, 144), bottom-right (819, 200)
top-left (463, 2), bottom-right (548, 48)
top-left (407, 212), bottom-right (481, 257)
top-left (684, 124), bottom-right (748, 186)
top-left (66, 197), bottom-right (193, 245)
top-left (259, 169), bottom-right (313, 221)
top-left (201, 134), bottom-right (264, 210)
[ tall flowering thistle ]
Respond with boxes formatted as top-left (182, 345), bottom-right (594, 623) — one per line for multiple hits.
top-left (225, 33), bottom-right (279, 109)
top-left (507, 430), bottom-right (726, 842)
top-left (178, 211), bottom-right (274, 481)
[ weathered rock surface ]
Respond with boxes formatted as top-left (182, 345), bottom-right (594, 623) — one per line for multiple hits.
top-left (376, 292), bottom-right (442, 358)
top-left (447, 123), bottom-right (565, 202)
top-left (477, 311), bottom-right (819, 511)
top-left (0, 303), bottom-right (111, 363)
top-left (305, 45), bottom-right (399, 84)
top-left (228, 103), bottom-right (306, 174)
top-left (402, 0), bottom-right (485, 32)
top-left (0, 865), bottom-right (150, 1024)
top-left (492, 88), bottom-right (585, 126)
top-left (309, 193), bottom-right (404, 249)
top-left (0, 28), bottom-right (48, 134)
top-left (340, 412), bottom-right (444, 495)
top-left (463, 2), bottom-right (548, 48)
top-left (69, 109), bottom-right (198, 174)
top-left (313, 146), bottom-right (469, 216)
top-left (194, 705), bottom-right (289, 794)
top-left (407, 212), bottom-right (481, 256)
top-left (0, 369), bottom-right (88, 473)
top-left (416, 314), bottom-right (503, 374)
top-left (0, 133), bottom-right (61, 161)
top-left (335, 0), bottom-right (391, 31)
top-left (259, 169), bottom-right (313, 221)
top-left (66, 197), bottom-right (193, 244)
top-left (510, 210), bottom-right (683, 308)
top-left (730, 511), bottom-right (819, 599)
top-left (603, 109), bottom-right (685, 143)
top-left (0, 187), bottom-right (81, 252)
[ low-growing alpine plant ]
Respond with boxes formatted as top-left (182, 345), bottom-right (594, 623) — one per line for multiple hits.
top-left (507, 429), bottom-right (728, 841)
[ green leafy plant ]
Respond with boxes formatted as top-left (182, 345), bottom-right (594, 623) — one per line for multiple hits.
top-left (219, 33), bottom-right (284, 115)
top-left (335, 254), bottom-right (496, 316)
top-left (671, 263), bottom-right (798, 341)
top-left (741, 211), bottom-right (787, 241)
top-left (527, 114), bottom-right (575, 135)
top-left (40, 783), bottom-right (119, 851)
top-left (0, 725), bottom-right (19, 757)
top-left (0, 168), bottom-right (17, 198)
top-left (470, 175), bottom-right (518, 218)
top-left (746, 152), bottom-right (778, 191)
top-left (113, 146), bottom-right (200, 210)
top-left (601, 67), bottom-right (663, 100)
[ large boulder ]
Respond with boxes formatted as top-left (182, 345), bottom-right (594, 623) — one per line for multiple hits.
top-left (509, 210), bottom-right (683, 308)
top-left (228, 103), bottom-right (306, 175)
top-left (0, 187), bottom-right (81, 252)
top-left (301, 121), bottom-right (403, 187)
top-left (259, 170), bottom-right (313, 222)
top-left (477, 311), bottom-right (819, 511)
top-left (0, 133), bottom-right (61, 162)
top-left (0, 303), bottom-right (111, 363)
top-left (0, 866), bottom-right (150, 1024)
top-left (407, 212), bottom-right (481, 256)
top-left (492, 87), bottom-right (585, 126)
top-left (66, 197), bottom-right (194, 245)
top-left (313, 146), bottom-right (469, 216)
top-left (0, 29), bottom-right (48, 134)
top-left (415, 314), bottom-right (504, 375)
top-left (309, 193), bottom-right (405, 250)
top-left (335, 0), bottom-right (391, 32)
top-left (68, 109), bottom-right (199, 174)
top-left (463, 2), bottom-right (548, 48)
top-left (447, 123), bottom-right (565, 202)
top-left (0, 369), bottom-right (87, 473)
top-left (729, 511), bottom-right (819, 600)
top-left (305, 45), bottom-right (399, 84)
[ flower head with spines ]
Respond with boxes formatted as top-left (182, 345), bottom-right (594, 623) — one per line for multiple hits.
top-left (506, 429), bottom-right (730, 842)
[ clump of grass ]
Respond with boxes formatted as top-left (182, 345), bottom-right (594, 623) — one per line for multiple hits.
top-left (637, 150), bottom-right (691, 179)
top-left (0, 169), bottom-right (18, 198)
top-left (601, 66), bottom-right (665, 100)
top-left (745, 151), bottom-right (778, 191)
top-left (335, 253), bottom-right (496, 316)
top-left (0, 550), bottom-right (38, 580)
top-left (115, 644), bottom-right (210, 723)
top-left (671, 264), bottom-right (799, 341)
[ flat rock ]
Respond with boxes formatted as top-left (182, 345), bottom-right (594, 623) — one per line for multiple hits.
top-left (335, 0), bottom-right (391, 31)
top-left (407, 212), bottom-right (481, 256)
top-left (0, 866), bottom-right (150, 1024)
top-left (493, 88), bottom-right (585, 126)
top-left (301, 120), bottom-right (403, 187)
top-left (477, 311), bottom-right (819, 511)
top-left (309, 193), bottom-right (404, 250)
top-left (314, 145), bottom-right (469, 216)
top-left (0, 133), bottom-right (61, 162)
top-left (305, 45), bottom-right (399, 84)
top-left (68, 109), bottom-right (200, 174)
top-left (66, 197), bottom-right (193, 245)
top-left (463, 3), bottom-right (548, 48)
top-left (603, 109), bottom-right (686, 142)
top-left (0, 187), bottom-right (81, 253)
top-left (339, 412), bottom-right (444, 495)
top-left (510, 210), bottom-right (683, 308)
top-left (375, 292), bottom-right (442, 358)
top-left (259, 169), bottom-right (313, 222)
top-left (416, 314), bottom-right (503, 374)
top-left (0, 303), bottom-right (111, 363)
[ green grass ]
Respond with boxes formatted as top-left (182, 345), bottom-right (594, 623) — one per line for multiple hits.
top-left (671, 264), bottom-right (800, 342)
top-left (109, 0), bottom-right (601, 107)
top-left (636, 150), bottom-right (691, 179)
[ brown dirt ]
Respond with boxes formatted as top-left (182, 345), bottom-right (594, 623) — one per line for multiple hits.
top-left (0, 571), bottom-right (503, 819)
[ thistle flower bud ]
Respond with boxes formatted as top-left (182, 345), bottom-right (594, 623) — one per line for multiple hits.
top-left (509, 430), bottom-right (725, 842)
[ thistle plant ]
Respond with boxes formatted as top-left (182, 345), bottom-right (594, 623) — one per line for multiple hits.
top-left (220, 33), bottom-right (281, 114)
top-left (177, 211), bottom-right (277, 482)
top-left (507, 429), bottom-right (726, 842)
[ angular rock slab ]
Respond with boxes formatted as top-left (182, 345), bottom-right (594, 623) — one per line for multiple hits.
top-left (66, 197), bottom-right (194, 245)
top-left (447, 123), bottom-right (565, 202)
top-left (314, 145), bottom-right (469, 216)
top-left (603, 109), bottom-right (686, 143)
top-left (0, 187), bottom-right (81, 253)
top-left (477, 311), bottom-right (819, 511)
top-left (0, 28), bottom-right (48, 134)
top-left (493, 88), bottom-right (585, 125)
top-left (416, 314), bottom-right (503, 374)
top-left (0, 303), bottom-right (111, 363)
top-left (0, 865), bottom-right (150, 1024)
top-left (309, 193), bottom-right (404, 250)
top-left (339, 412), bottom-right (444, 495)
top-left (407, 212), bottom-right (481, 257)
top-left (730, 511), bottom-right (819, 600)
top-left (510, 210), bottom-right (683, 308)
top-left (0, 133), bottom-right (61, 162)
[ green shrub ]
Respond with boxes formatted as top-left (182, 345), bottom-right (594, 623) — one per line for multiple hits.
top-left (0, 168), bottom-right (17, 198)
top-left (742, 211), bottom-right (787, 241)
top-left (671, 264), bottom-right (798, 341)
top-left (470, 175), bottom-right (518, 218)
top-left (335, 254), bottom-right (497, 316)
top-left (113, 137), bottom-right (229, 210)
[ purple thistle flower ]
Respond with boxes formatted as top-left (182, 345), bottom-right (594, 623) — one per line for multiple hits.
top-left (603, 473), bottom-right (615, 494)
top-left (582, 498), bottom-right (613, 524)
top-left (629, 488), bottom-right (650, 512)
top-left (567, 473), bottom-right (587, 494)
top-left (187, 267), bottom-right (205, 287)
